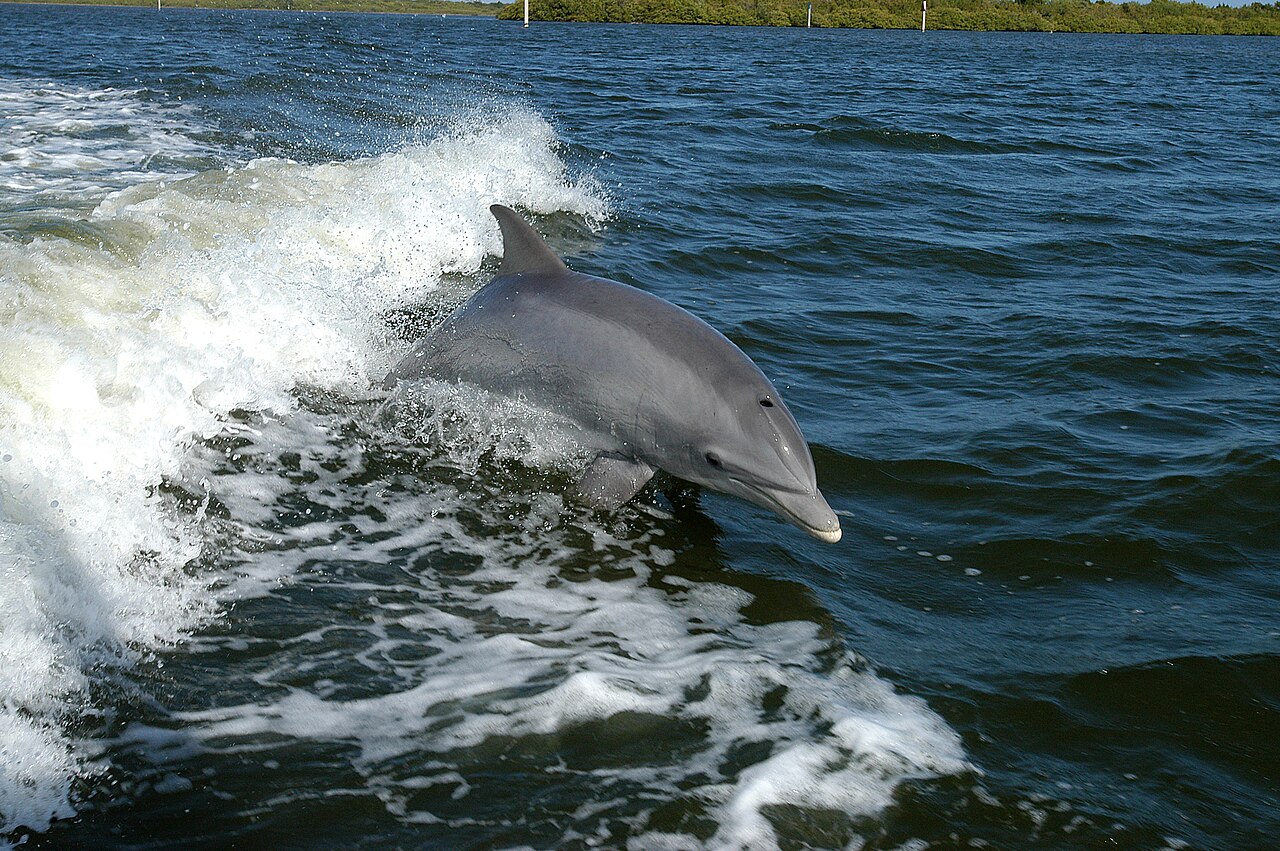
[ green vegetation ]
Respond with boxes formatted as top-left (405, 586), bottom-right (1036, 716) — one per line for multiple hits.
top-left (5, 0), bottom-right (1275, 33)
top-left (496, 0), bottom-right (1280, 34)
top-left (2, 0), bottom-right (500, 14)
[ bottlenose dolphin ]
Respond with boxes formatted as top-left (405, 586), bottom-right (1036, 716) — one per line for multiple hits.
top-left (385, 205), bottom-right (841, 542)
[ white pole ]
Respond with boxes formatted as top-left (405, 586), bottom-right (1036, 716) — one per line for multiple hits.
top-left (807, 2), bottom-right (811, 26)
top-left (921, 0), bottom-right (926, 30)
top-left (524, 0), bottom-right (529, 26)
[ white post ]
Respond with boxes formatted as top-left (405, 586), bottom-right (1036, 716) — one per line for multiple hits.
top-left (524, 0), bottom-right (529, 26)
top-left (921, 0), bottom-right (926, 30)
top-left (806, 2), bottom-right (811, 26)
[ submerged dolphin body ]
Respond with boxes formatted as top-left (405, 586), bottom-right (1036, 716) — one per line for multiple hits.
top-left (386, 205), bottom-right (841, 542)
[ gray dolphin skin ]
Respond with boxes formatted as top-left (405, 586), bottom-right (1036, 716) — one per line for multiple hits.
top-left (385, 205), bottom-right (841, 542)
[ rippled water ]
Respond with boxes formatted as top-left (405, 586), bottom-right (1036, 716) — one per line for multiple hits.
top-left (1, 6), bottom-right (1277, 848)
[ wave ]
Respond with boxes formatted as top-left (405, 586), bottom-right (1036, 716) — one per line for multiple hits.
top-left (0, 86), bottom-right (604, 836)
top-left (768, 116), bottom-right (1027, 155)
top-left (1, 82), bottom-right (967, 846)
top-left (90, 402), bottom-right (969, 848)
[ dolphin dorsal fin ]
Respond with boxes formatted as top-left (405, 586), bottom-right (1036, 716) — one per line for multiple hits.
top-left (491, 204), bottom-right (568, 277)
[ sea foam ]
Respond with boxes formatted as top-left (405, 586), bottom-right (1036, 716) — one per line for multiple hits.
top-left (1, 81), bottom-right (965, 848)
top-left (112, 404), bottom-right (968, 848)
top-left (0, 82), bottom-right (603, 835)
top-left (0, 80), bottom-right (213, 215)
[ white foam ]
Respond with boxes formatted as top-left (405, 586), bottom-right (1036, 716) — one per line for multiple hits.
top-left (382, 379), bottom-right (593, 478)
top-left (0, 80), bottom-right (213, 214)
top-left (0, 92), bottom-right (603, 834)
top-left (105, 406), bottom-right (968, 848)
top-left (0, 81), bottom-right (965, 845)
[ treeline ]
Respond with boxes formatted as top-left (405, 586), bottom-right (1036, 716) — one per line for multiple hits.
top-left (3, 0), bottom-right (500, 14)
top-left (496, 0), bottom-right (1280, 34)
top-left (9, 0), bottom-right (1275, 32)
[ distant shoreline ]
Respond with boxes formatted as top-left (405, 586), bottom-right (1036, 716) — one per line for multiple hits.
top-left (494, 0), bottom-right (1280, 36)
top-left (3, 0), bottom-right (1277, 35)
top-left (0, 0), bottom-right (503, 15)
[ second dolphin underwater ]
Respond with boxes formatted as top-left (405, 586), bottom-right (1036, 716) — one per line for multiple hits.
top-left (386, 205), bottom-right (841, 542)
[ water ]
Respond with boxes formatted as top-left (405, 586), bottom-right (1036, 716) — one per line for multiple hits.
top-left (1, 6), bottom-right (1277, 847)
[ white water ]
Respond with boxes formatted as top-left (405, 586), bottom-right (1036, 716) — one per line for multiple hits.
top-left (118, 406), bottom-right (969, 848)
top-left (0, 80), bottom-right (213, 213)
top-left (0, 81), bottom-right (604, 836)
top-left (1, 81), bottom-right (965, 846)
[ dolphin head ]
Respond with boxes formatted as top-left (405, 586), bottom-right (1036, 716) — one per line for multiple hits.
top-left (667, 384), bottom-right (842, 543)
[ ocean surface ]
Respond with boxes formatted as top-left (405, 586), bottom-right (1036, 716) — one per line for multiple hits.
top-left (1, 6), bottom-right (1277, 848)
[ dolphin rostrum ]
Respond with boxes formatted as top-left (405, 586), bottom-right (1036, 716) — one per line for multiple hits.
top-left (385, 205), bottom-right (841, 542)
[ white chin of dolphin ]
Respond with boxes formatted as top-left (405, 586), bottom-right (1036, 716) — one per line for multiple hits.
top-left (776, 511), bottom-right (842, 544)
top-left (810, 524), bottom-right (843, 543)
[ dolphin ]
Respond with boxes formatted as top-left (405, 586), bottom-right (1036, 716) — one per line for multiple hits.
top-left (385, 205), bottom-right (841, 542)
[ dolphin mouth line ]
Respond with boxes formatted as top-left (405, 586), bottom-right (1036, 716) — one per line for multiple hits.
top-left (732, 479), bottom-right (842, 543)
top-left (806, 525), bottom-right (843, 544)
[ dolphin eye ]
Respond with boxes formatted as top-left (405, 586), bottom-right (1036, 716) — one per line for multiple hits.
top-left (759, 398), bottom-right (774, 408)
top-left (705, 452), bottom-right (722, 468)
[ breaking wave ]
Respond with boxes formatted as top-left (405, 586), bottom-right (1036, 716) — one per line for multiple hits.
top-left (0, 81), bottom-right (605, 836)
top-left (0, 80), bottom-right (964, 847)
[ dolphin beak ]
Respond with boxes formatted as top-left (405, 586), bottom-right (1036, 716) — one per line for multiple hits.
top-left (809, 521), bottom-right (843, 544)
top-left (734, 480), bottom-right (842, 543)
top-left (792, 493), bottom-right (842, 543)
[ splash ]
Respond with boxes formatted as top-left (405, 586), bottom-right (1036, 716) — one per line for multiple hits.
top-left (118, 408), bottom-right (969, 849)
top-left (0, 81), bottom-right (603, 835)
top-left (0, 80), bottom-right (964, 848)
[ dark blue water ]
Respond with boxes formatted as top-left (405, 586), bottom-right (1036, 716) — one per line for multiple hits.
top-left (1, 5), bottom-right (1277, 848)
